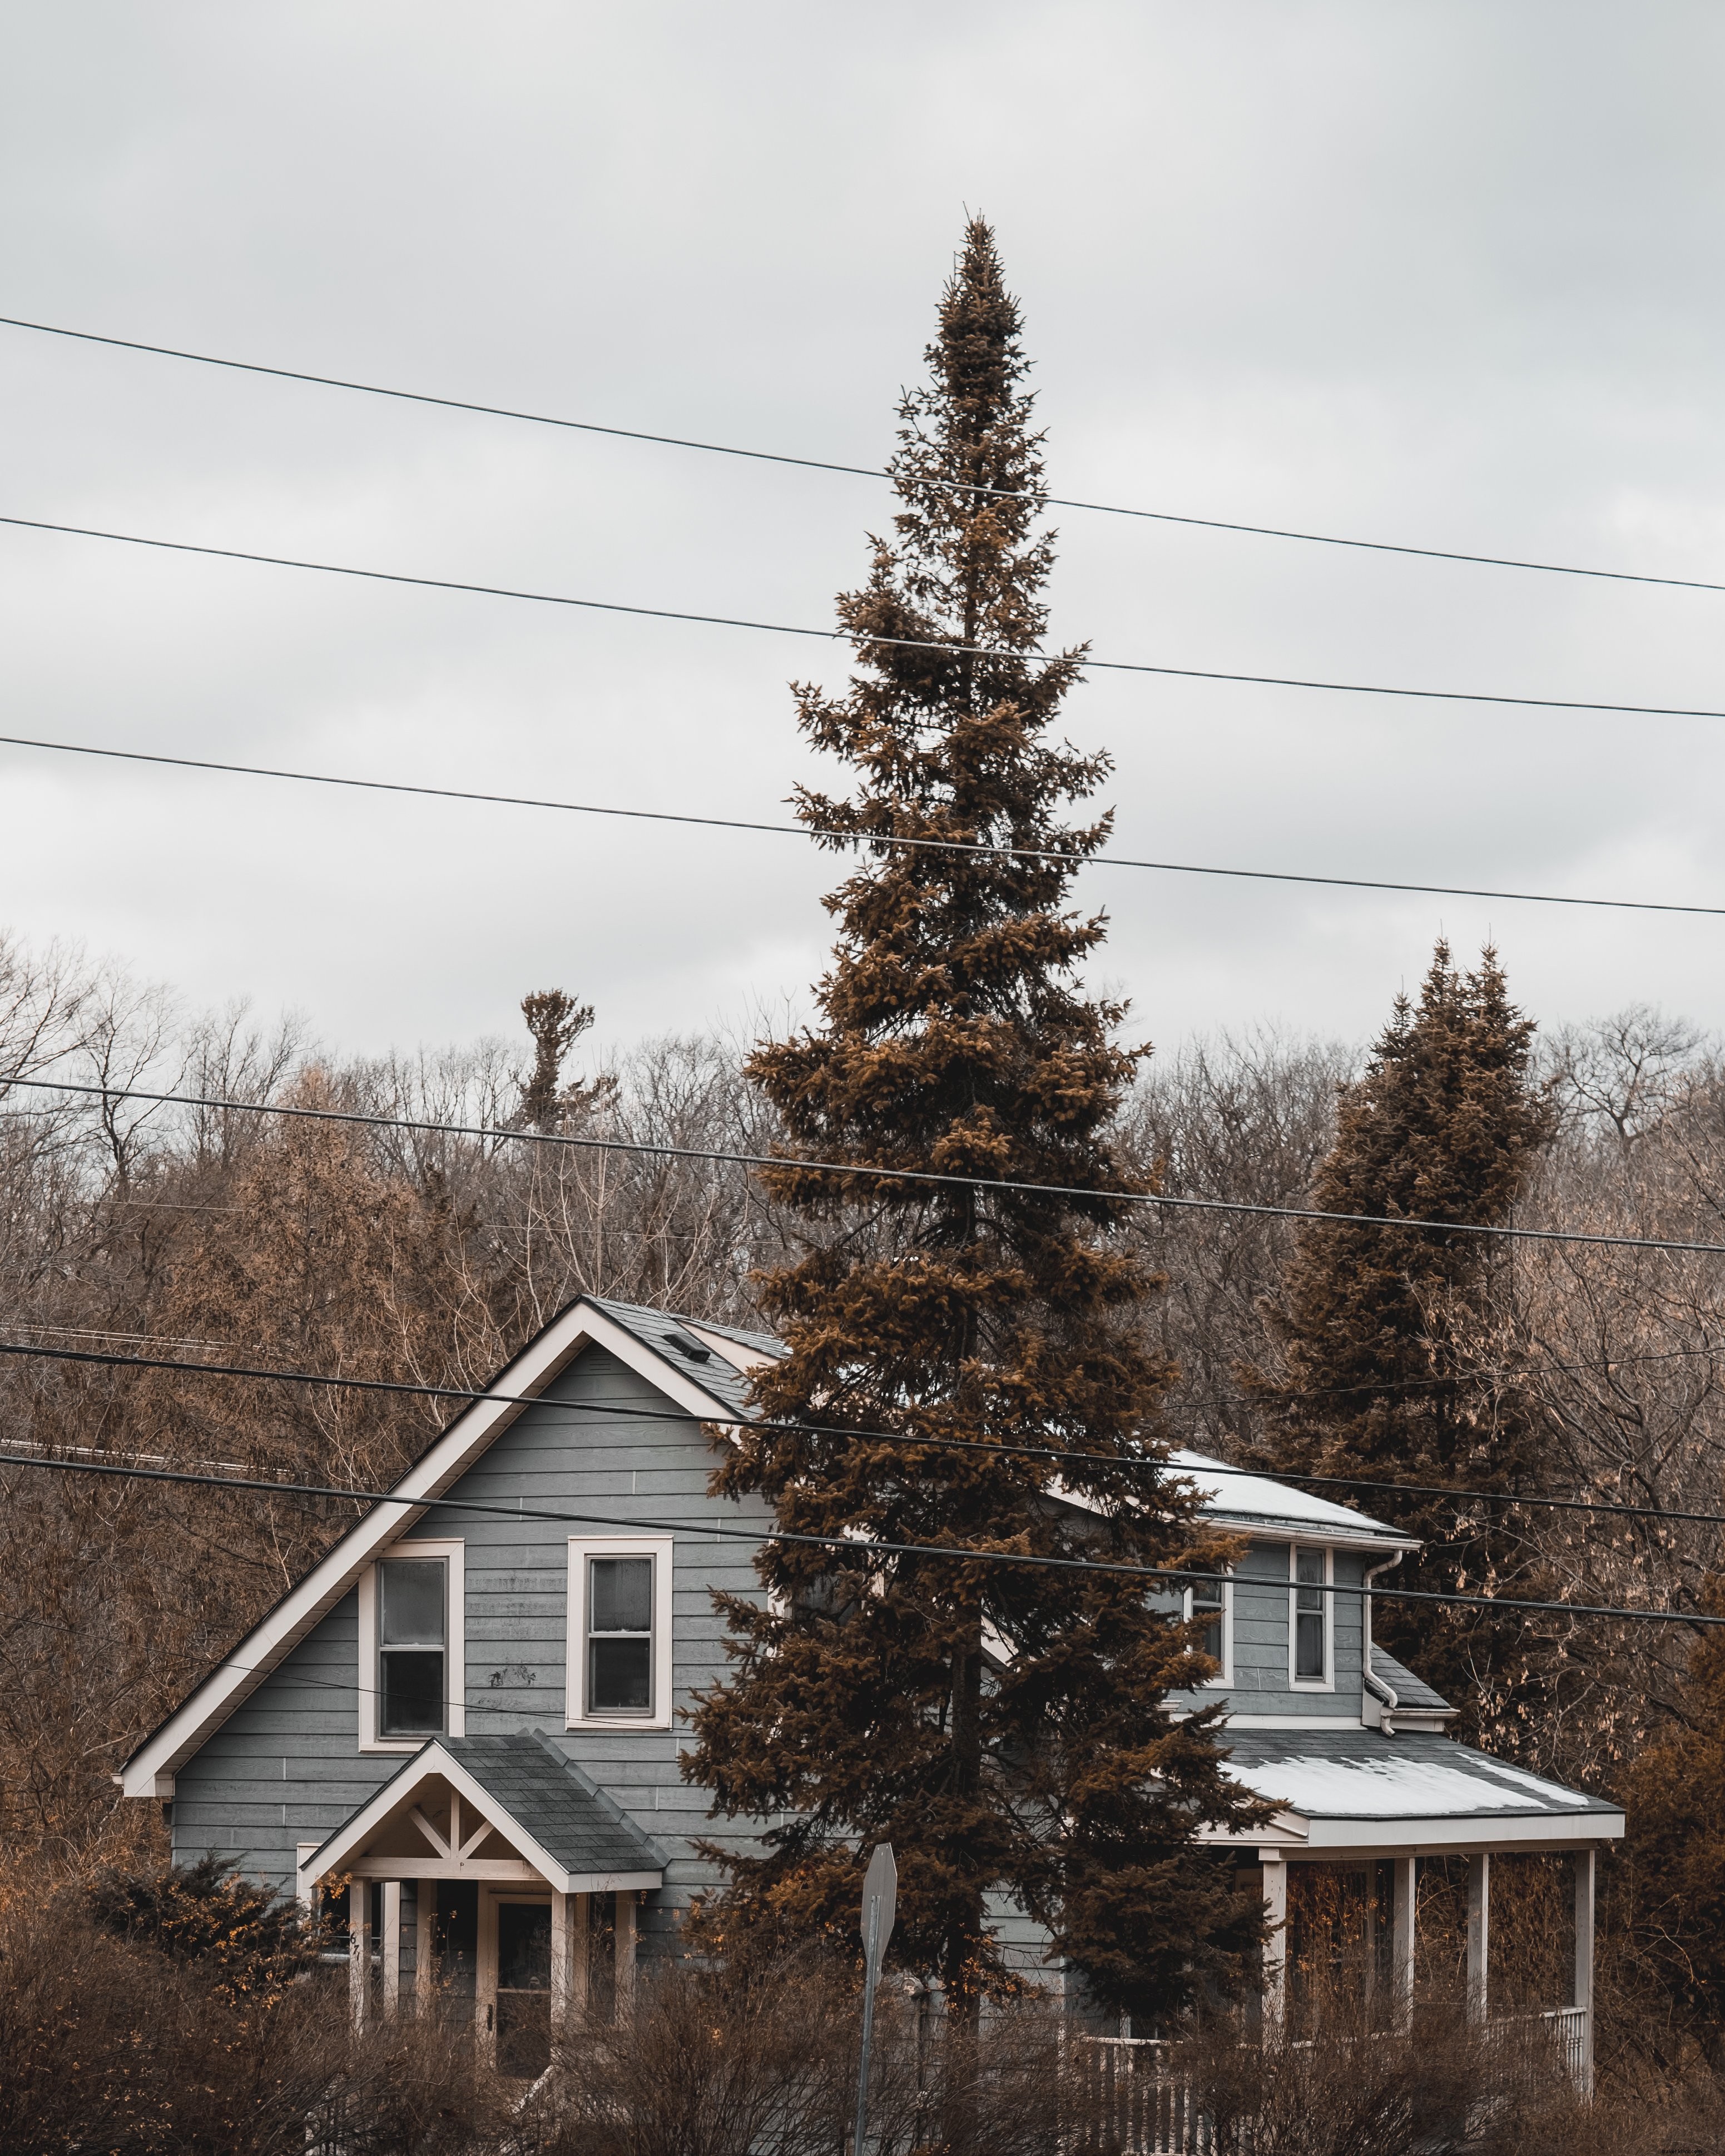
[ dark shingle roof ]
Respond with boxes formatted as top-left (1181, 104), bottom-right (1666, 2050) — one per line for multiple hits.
top-left (1371, 1646), bottom-right (1453, 1715)
top-left (583, 1295), bottom-right (779, 1420)
top-left (438, 1733), bottom-right (666, 1875)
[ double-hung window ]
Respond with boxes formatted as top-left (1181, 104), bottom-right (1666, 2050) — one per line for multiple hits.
top-left (1290, 1545), bottom-right (1332, 1687)
top-left (567, 1537), bottom-right (675, 1728)
top-left (1184, 1574), bottom-right (1231, 1686)
top-left (589, 1556), bottom-right (653, 1713)
top-left (379, 1557), bottom-right (447, 1735)
top-left (358, 1539), bottom-right (465, 1750)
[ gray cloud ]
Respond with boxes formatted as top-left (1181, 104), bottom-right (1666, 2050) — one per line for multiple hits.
top-left (2, 0), bottom-right (1722, 1065)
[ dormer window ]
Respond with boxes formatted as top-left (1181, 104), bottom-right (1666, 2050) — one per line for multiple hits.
top-left (1291, 1546), bottom-right (1332, 1688)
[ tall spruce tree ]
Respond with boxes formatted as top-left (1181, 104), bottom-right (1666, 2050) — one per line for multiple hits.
top-left (1250, 942), bottom-right (1554, 1719)
top-left (685, 221), bottom-right (1269, 2016)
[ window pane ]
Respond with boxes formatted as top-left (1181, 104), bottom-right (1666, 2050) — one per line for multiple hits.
top-left (380, 1559), bottom-right (445, 1646)
top-left (1296, 1612), bottom-right (1326, 1681)
top-left (591, 1556), bottom-right (652, 1634)
top-left (380, 1647), bottom-right (445, 1733)
top-left (497, 1902), bottom-right (552, 1991)
top-left (1202, 1614), bottom-right (1225, 1662)
top-left (1295, 1548), bottom-right (1325, 1588)
top-left (590, 1636), bottom-right (651, 1712)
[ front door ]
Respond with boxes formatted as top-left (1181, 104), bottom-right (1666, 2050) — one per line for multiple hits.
top-left (479, 1894), bottom-right (552, 2079)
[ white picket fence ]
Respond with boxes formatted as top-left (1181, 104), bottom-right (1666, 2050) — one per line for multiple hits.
top-left (1077, 2038), bottom-right (1208, 2155)
top-left (1078, 2008), bottom-right (1589, 2152)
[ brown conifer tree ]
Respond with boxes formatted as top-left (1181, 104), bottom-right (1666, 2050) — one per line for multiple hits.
top-left (1250, 942), bottom-right (1554, 1720)
top-left (1617, 1577), bottom-right (1725, 2035)
top-left (685, 221), bottom-right (1269, 2016)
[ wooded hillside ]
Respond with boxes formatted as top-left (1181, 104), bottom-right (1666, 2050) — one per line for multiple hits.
top-left (3, 932), bottom-right (1723, 2036)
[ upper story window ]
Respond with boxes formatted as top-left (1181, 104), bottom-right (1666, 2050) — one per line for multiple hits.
top-left (358, 1539), bottom-right (465, 1751)
top-left (567, 1536), bottom-right (675, 1730)
top-left (379, 1558), bottom-right (447, 1735)
top-left (589, 1556), bottom-right (653, 1714)
top-left (1184, 1574), bottom-right (1231, 1686)
top-left (1290, 1545), bottom-right (1332, 1688)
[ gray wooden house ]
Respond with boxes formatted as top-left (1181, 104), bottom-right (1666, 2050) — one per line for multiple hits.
top-left (121, 1293), bottom-right (1622, 2080)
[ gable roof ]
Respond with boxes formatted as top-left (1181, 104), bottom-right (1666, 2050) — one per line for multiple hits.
top-left (123, 1291), bottom-right (1435, 1801)
top-left (581, 1295), bottom-right (780, 1420)
top-left (121, 1293), bottom-right (762, 1797)
top-left (303, 1732), bottom-right (666, 1894)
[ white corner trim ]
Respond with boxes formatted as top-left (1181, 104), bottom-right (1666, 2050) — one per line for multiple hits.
top-left (567, 1536), bottom-right (676, 1730)
top-left (121, 1297), bottom-right (750, 1798)
top-left (358, 1540), bottom-right (465, 1751)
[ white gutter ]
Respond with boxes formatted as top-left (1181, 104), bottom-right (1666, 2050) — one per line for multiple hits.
top-left (1362, 1549), bottom-right (1403, 1733)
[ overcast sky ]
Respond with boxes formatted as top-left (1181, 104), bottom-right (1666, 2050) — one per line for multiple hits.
top-left (4, 3), bottom-right (1724, 1081)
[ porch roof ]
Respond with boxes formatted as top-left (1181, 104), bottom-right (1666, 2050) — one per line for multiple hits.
top-left (303, 1731), bottom-right (668, 1894)
top-left (1213, 1727), bottom-right (1624, 1852)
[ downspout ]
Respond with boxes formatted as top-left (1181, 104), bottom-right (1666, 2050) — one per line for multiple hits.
top-left (1362, 1551), bottom-right (1402, 1735)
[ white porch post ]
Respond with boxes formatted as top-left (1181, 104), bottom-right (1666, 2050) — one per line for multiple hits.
top-left (617, 1889), bottom-right (638, 2005)
top-left (551, 1891), bottom-right (572, 2036)
top-left (349, 1882), bottom-right (371, 2029)
top-left (1465, 1853), bottom-right (1490, 2026)
top-left (381, 1881), bottom-right (401, 2016)
top-left (1574, 1847), bottom-right (1596, 2096)
top-left (1392, 1855), bottom-right (1417, 2033)
top-left (417, 1884), bottom-right (438, 2015)
top-left (1261, 1855), bottom-right (1288, 2042)
top-left (572, 1892), bottom-right (591, 2016)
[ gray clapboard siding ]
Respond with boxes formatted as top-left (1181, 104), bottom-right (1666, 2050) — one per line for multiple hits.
top-left (171, 1343), bottom-right (772, 1900)
top-left (1168, 1539), bottom-right (1374, 1720)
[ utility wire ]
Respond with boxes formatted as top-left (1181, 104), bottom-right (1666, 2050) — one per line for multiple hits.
top-left (5, 311), bottom-right (1723, 600)
top-left (2, 1334), bottom-right (1722, 1535)
top-left (2, 727), bottom-right (1718, 920)
top-left (9, 512), bottom-right (1725, 727)
top-left (2, 1445), bottom-right (1712, 1628)
top-left (7, 1071), bottom-right (1725, 1258)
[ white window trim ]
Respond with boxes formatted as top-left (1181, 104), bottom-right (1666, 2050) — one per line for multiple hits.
top-left (358, 1539), bottom-right (466, 1752)
top-left (1184, 1574), bottom-right (1233, 1688)
top-left (1288, 1542), bottom-right (1334, 1692)
top-left (567, 1536), bottom-right (675, 1731)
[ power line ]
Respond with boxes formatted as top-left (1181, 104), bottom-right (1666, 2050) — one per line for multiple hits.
top-left (7, 1071), bottom-right (1725, 1258)
top-left (10, 512), bottom-right (1725, 727)
top-left (3, 1333), bottom-right (1722, 1536)
top-left (5, 310), bottom-right (1723, 600)
top-left (2, 1444), bottom-right (1714, 1628)
top-left (3, 727), bottom-right (1720, 920)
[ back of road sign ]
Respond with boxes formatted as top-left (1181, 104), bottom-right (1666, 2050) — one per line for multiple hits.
top-left (861, 1842), bottom-right (897, 1975)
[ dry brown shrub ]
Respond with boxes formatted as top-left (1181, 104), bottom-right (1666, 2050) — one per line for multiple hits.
top-left (0, 1862), bottom-right (506, 2156)
top-left (521, 1950), bottom-right (1088, 2156)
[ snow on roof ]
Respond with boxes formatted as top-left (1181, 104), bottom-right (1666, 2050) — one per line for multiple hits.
top-left (1221, 1730), bottom-right (1619, 1823)
top-left (1172, 1448), bottom-right (1416, 1547)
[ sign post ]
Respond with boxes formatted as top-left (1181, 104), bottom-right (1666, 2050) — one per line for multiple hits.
top-left (853, 1843), bottom-right (898, 2156)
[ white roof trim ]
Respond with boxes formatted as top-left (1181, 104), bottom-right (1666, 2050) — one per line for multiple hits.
top-left (122, 1297), bottom-right (747, 1797)
top-left (1199, 1810), bottom-right (1623, 1854)
top-left (1171, 1450), bottom-right (1420, 1551)
top-left (297, 1743), bottom-right (664, 1897)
